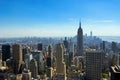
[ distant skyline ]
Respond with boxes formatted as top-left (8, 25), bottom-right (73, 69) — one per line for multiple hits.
top-left (0, 0), bottom-right (120, 37)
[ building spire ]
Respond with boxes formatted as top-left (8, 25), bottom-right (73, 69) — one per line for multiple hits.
top-left (79, 21), bottom-right (81, 28)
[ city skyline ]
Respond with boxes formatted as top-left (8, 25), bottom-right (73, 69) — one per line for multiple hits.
top-left (0, 0), bottom-right (120, 37)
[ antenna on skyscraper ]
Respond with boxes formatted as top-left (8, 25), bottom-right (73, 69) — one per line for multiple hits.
top-left (79, 19), bottom-right (81, 28)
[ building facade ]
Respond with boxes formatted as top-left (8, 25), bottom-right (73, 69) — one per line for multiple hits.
top-left (2, 44), bottom-right (11, 61)
top-left (56, 43), bottom-right (66, 79)
top-left (12, 44), bottom-right (23, 74)
top-left (86, 50), bottom-right (103, 80)
top-left (30, 59), bottom-right (38, 79)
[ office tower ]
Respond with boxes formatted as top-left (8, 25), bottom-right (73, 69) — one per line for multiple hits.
top-left (90, 31), bottom-right (92, 37)
top-left (24, 53), bottom-right (33, 69)
top-left (48, 44), bottom-right (53, 59)
top-left (110, 65), bottom-right (120, 80)
top-left (69, 40), bottom-right (75, 65)
top-left (22, 46), bottom-right (30, 61)
top-left (22, 69), bottom-right (31, 80)
top-left (100, 41), bottom-right (106, 51)
top-left (47, 44), bottom-right (53, 67)
top-left (31, 51), bottom-right (44, 74)
top-left (46, 45), bottom-right (54, 79)
top-left (77, 22), bottom-right (83, 56)
top-left (56, 43), bottom-right (66, 77)
top-left (12, 44), bottom-right (23, 63)
top-left (64, 53), bottom-right (70, 68)
top-left (112, 41), bottom-right (117, 53)
top-left (102, 41), bottom-right (105, 51)
top-left (46, 56), bottom-right (52, 68)
top-left (12, 44), bottom-right (23, 74)
top-left (37, 43), bottom-right (43, 51)
top-left (63, 37), bottom-right (69, 50)
top-left (30, 59), bottom-right (38, 79)
top-left (2, 44), bottom-right (11, 61)
top-left (86, 50), bottom-right (103, 80)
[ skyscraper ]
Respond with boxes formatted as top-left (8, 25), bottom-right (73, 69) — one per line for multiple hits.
top-left (86, 50), bottom-right (103, 80)
top-left (24, 53), bottom-right (33, 69)
top-left (2, 44), bottom-right (11, 61)
top-left (77, 22), bottom-right (83, 56)
top-left (102, 41), bottom-right (106, 51)
top-left (30, 59), bottom-right (38, 79)
top-left (69, 40), bottom-right (75, 65)
top-left (47, 44), bottom-right (53, 67)
top-left (22, 46), bottom-right (30, 61)
top-left (31, 51), bottom-right (44, 74)
top-left (112, 41), bottom-right (118, 53)
top-left (46, 45), bottom-right (54, 79)
top-left (48, 44), bottom-right (53, 59)
top-left (37, 43), bottom-right (43, 51)
top-left (90, 31), bottom-right (92, 37)
top-left (63, 37), bottom-right (69, 50)
top-left (12, 44), bottom-right (23, 63)
top-left (12, 44), bottom-right (23, 74)
top-left (56, 43), bottom-right (66, 78)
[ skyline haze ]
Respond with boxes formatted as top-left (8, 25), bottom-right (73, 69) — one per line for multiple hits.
top-left (0, 0), bottom-right (120, 37)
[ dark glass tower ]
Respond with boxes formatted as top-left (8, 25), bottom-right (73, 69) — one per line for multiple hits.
top-left (2, 44), bottom-right (11, 61)
top-left (77, 22), bottom-right (83, 56)
top-left (37, 43), bottom-right (43, 51)
top-left (112, 41), bottom-right (117, 53)
top-left (63, 37), bottom-right (69, 50)
top-left (47, 44), bottom-right (53, 67)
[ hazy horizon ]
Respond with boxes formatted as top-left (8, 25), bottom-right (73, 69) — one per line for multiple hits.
top-left (0, 0), bottom-right (120, 37)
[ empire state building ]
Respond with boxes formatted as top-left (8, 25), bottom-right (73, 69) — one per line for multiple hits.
top-left (77, 22), bottom-right (83, 56)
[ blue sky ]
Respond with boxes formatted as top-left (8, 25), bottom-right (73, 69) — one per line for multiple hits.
top-left (0, 0), bottom-right (120, 37)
